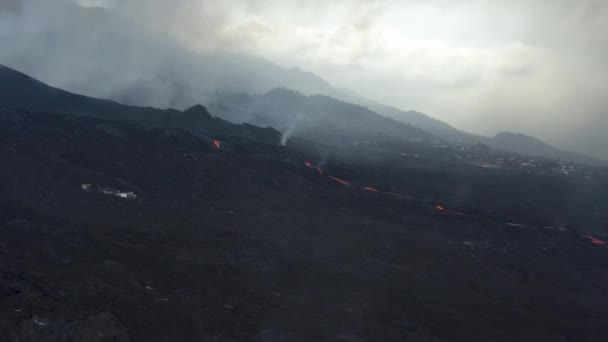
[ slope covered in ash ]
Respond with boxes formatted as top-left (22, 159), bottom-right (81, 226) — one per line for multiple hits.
top-left (207, 88), bottom-right (436, 144)
top-left (1, 70), bottom-right (608, 341)
top-left (0, 64), bottom-right (280, 145)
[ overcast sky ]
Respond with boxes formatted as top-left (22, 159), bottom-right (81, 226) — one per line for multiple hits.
top-left (2, 0), bottom-right (608, 158)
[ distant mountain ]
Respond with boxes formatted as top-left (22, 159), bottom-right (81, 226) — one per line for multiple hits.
top-left (361, 96), bottom-right (606, 165)
top-left (483, 132), bottom-right (606, 166)
top-left (206, 87), bottom-right (608, 165)
top-left (2, 3), bottom-right (603, 165)
top-left (348, 96), bottom-right (479, 144)
top-left (0, 64), bottom-right (280, 145)
top-left (207, 88), bottom-right (437, 144)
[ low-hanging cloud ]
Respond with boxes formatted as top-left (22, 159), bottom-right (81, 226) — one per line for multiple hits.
top-left (1, 0), bottom-right (608, 159)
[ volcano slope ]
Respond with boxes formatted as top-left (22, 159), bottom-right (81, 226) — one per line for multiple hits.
top-left (1, 108), bottom-right (608, 342)
top-left (1, 64), bottom-right (608, 341)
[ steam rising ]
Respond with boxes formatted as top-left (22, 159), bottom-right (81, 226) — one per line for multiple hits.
top-left (280, 126), bottom-right (294, 146)
top-left (280, 113), bottom-right (303, 146)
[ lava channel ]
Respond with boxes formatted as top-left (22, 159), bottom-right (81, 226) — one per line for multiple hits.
top-left (583, 235), bottom-right (607, 246)
top-left (328, 176), bottom-right (351, 187)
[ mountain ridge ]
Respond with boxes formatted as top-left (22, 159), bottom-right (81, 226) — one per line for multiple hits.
top-left (206, 87), bottom-right (437, 145)
top-left (0, 3), bottom-right (603, 164)
top-left (0, 64), bottom-right (281, 145)
top-left (484, 132), bottom-right (605, 165)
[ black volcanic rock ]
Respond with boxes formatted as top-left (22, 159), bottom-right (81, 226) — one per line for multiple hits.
top-left (2, 66), bottom-right (608, 342)
top-left (1, 106), bottom-right (607, 341)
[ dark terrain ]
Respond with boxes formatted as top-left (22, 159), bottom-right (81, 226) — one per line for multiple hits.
top-left (1, 66), bottom-right (608, 341)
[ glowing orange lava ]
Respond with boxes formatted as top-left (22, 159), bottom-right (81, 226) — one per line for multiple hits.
top-left (583, 235), bottom-right (607, 246)
top-left (304, 162), bottom-right (324, 175)
top-left (328, 176), bottom-right (351, 187)
top-left (298, 162), bottom-right (604, 251)
top-left (213, 140), bottom-right (222, 149)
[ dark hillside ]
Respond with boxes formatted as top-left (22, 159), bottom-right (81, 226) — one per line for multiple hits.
top-left (1, 68), bottom-right (608, 341)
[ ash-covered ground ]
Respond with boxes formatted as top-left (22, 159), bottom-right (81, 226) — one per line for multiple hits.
top-left (1, 107), bottom-right (608, 342)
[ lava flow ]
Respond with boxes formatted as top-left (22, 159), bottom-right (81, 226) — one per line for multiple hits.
top-left (213, 140), bottom-right (222, 149)
top-left (583, 235), bottom-right (607, 246)
top-left (328, 176), bottom-right (351, 187)
top-left (387, 192), bottom-right (414, 200)
top-left (299, 162), bottom-right (605, 249)
top-left (304, 162), bottom-right (324, 175)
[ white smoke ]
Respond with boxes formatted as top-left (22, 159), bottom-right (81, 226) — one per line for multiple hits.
top-left (280, 122), bottom-right (296, 146)
top-left (279, 112), bottom-right (303, 146)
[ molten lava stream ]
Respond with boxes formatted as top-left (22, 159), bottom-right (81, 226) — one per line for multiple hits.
top-left (583, 235), bottom-right (607, 246)
top-left (304, 162), bottom-right (324, 175)
top-left (303, 158), bottom-right (605, 250)
top-left (505, 222), bottom-right (527, 228)
top-left (328, 176), bottom-right (351, 187)
top-left (385, 192), bottom-right (413, 200)
top-left (213, 140), bottom-right (222, 149)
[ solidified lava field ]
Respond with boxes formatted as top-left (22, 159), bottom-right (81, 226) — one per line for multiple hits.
top-left (1, 108), bottom-right (607, 342)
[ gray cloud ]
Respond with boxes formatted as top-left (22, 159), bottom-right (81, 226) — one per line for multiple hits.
top-left (0, 0), bottom-right (21, 12)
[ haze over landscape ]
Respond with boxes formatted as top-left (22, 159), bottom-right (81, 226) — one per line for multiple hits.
top-left (1, 0), bottom-right (608, 159)
top-left (2, 1), bottom-right (608, 341)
